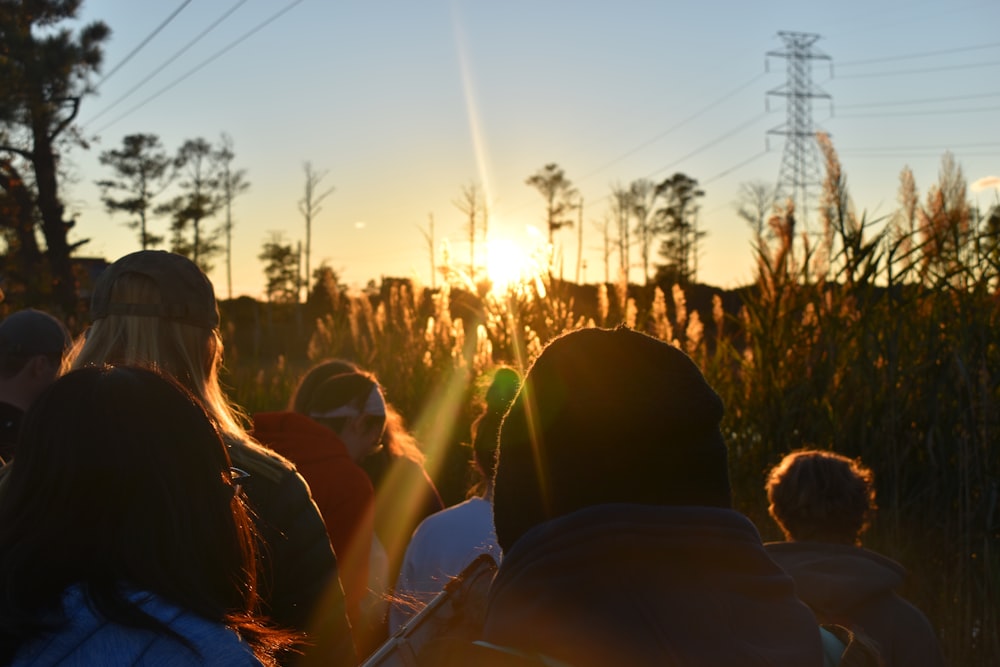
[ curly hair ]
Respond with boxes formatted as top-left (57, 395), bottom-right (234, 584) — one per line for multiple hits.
top-left (765, 449), bottom-right (877, 545)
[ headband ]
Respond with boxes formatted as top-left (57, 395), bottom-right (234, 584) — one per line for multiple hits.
top-left (309, 385), bottom-right (387, 420)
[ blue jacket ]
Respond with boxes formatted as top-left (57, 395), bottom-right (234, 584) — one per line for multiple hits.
top-left (11, 586), bottom-right (262, 666)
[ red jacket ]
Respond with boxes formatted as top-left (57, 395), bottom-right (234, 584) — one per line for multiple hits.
top-left (252, 411), bottom-right (375, 628)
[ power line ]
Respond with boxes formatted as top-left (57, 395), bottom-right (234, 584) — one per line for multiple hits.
top-left (575, 72), bottom-right (768, 184)
top-left (835, 59), bottom-right (1000, 79)
top-left (647, 112), bottom-right (771, 180)
top-left (92, 0), bottom-right (305, 135)
top-left (841, 151), bottom-right (999, 159)
top-left (580, 112), bottom-right (774, 215)
top-left (837, 104), bottom-right (1000, 118)
top-left (83, 0), bottom-right (252, 129)
top-left (837, 90), bottom-right (1000, 109)
top-left (703, 150), bottom-right (770, 185)
top-left (841, 142), bottom-right (1000, 152)
top-left (95, 0), bottom-right (193, 89)
top-left (837, 40), bottom-right (1000, 67)
top-left (502, 75), bottom-right (773, 220)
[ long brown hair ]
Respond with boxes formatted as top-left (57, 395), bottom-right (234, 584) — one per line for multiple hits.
top-left (0, 366), bottom-right (297, 664)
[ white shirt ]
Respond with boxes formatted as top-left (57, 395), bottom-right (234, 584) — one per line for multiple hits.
top-left (388, 496), bottom-right (501, 633)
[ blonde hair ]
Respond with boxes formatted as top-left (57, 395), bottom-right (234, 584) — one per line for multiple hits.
top-left (69, 272), bottom-right (250, 446)
top-left (382, 403), bottom-right (425, 465)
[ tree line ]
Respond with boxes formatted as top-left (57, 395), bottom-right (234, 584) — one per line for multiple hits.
top-left (0, 1), bottom-right (715, 315)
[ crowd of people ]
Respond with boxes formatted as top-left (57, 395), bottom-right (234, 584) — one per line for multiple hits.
top-left (0, 250), bottom-right (945, 666)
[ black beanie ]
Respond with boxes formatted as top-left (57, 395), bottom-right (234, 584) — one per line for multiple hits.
top-left (493, 326), bottom-right (730, 552)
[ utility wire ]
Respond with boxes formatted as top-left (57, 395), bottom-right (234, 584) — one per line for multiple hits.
top-left (842, 151), bottom-right (999, 159)
top-left (837, 105), bottom-right (1000, 118)
top-left (575, 72), bottom-right (769, 184)
top-left (703, 150), bottom-right (770, 185)
top-left (842, 142), bottom-right (1000, 152)
top-left (837, 91), bottom-right (1000, 109)
top-left (646, 111), bottom-right (771, 180)
top-left (94, 0), bottom-right (193, 89)
top-left (92, 0), bottom-right (305, 135)
top-left (837, 40), bottom-right (1000, 67)
top-left (83, 0), bottom-right (252, 129)
top-left (574, 111), bottom-right (774, 216)
top-left (835, 59), bottom-right (1000, 79)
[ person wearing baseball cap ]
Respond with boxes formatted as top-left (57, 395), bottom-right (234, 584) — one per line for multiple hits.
top-left (71, 250), bottom-right (357, 666)
top-left (0, 308), bottom-right (70, 462)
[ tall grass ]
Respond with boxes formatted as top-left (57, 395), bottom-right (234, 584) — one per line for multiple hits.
top-left (220, 137), bottom-right (997, 665)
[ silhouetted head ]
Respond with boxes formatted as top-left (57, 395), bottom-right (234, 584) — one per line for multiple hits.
top-left (292, 360), bottom-right (386, 461)
top-left (73, 251), bottom-right (246, 442)
top-left (471, 367), bottom-right (521, 479)
top-left (0, 309), bottom-right (70, 379)
top-left (766, 449), bottom-right (877, 545)
top-left (492, 326), bottom-right (730, 552)
top-left (0, 366), bottom-right (260, 655)
top-left (0, 309), bottom-right (71, 413)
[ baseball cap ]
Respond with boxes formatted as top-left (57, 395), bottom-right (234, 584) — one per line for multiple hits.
top-left (90, 251), bottom-right (220, 329)
top-left (0, 309), bottom-right (71, 361)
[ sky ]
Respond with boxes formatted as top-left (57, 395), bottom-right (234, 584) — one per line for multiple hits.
top-left (61, 0), bottom-right (1000, 299)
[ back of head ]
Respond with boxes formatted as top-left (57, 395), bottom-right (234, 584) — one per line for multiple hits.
top-left (472, 367), bottom-right (521, 477)
top-left (292, 366), bottom-right (380, 429)
top-left (493, 326), bottom-right (729, 552)
top-left (89, 250), bottom-right (220, 330)
top-left (290, 359), bottom-right (361, 414)
top-left (0, 309), bottom-right (70, 378)
top-left (766, 449), bottom-right (876, 545)
top-left (73, 251), bottom-right (245, 439)
top-left (0, 366), bottom-right (254, 631)
top-left (291, 360), bottom-right (427, 464)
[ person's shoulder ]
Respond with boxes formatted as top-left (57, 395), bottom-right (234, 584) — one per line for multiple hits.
top-left (12, 588), bottom-right (262, 667)
top-left (227, 435), bottom-right (298, 486)
top-left (141, 599), bottom-right (263, 666)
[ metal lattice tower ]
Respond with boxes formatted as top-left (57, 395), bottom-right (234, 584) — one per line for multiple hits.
top-left (766, 31), bottom-right (831, 228)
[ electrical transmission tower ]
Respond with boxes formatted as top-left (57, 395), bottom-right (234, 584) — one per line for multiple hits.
top-left (766, 31), bottom-right (832, 228)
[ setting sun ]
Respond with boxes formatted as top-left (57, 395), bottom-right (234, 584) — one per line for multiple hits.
top-left (484, 238), bottom-right (538, 293)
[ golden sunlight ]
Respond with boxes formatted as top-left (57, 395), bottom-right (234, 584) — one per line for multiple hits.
top-left (485, 238), bottom-right (537, 293)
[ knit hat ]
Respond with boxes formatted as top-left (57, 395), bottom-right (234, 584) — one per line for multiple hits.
top-left (0, 309), bottom-right (71, 363)
top-left (492, 326), bottom-right (730, 552)
top-left (90, 251), bottom-right (220, 329)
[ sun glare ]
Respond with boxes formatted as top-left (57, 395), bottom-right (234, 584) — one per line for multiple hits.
top-left (485, 238), bottom-right (537, 293)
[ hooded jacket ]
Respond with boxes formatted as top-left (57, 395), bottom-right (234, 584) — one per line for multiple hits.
top-left (765, 541), bottom-right (945, 667)
top-left (251, 411), bottom-right (375, 626)
top-left (483, 504), bottom-right (823, 667)
top-left (10, 586), bottom-right (261, 666)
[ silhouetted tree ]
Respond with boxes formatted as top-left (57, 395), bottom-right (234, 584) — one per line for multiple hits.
top-left (629, 178), bottom-right (658, 284)
top-left (0, 159), bottom-right (44, 303)
top-left (592, 211), bottom-right (614, 284)
top-left (259, 232), bottom-right (299, 303)
top-left (526, 163), bottom-right (577, 247)
top-left (96, 133), bottom-right (174, 250)
top-left (157, 138), bottom-right (222, 272)
top-left (654, 172), bottom-right (705, 284)
top-left (735, 180), bottom-right (778, 245)
top-left (418, 213), bottom-right (436, 290)
top-left (608, 182), bottom-right (632, 283)
top-left (298, 162), bottom-right (334, 303)
top-left (0, 0), bottom-right (109, 312)
top-left (215, 134), bottom-right (249, 300)
top-left (453, 182), bottom-right (486, 280)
